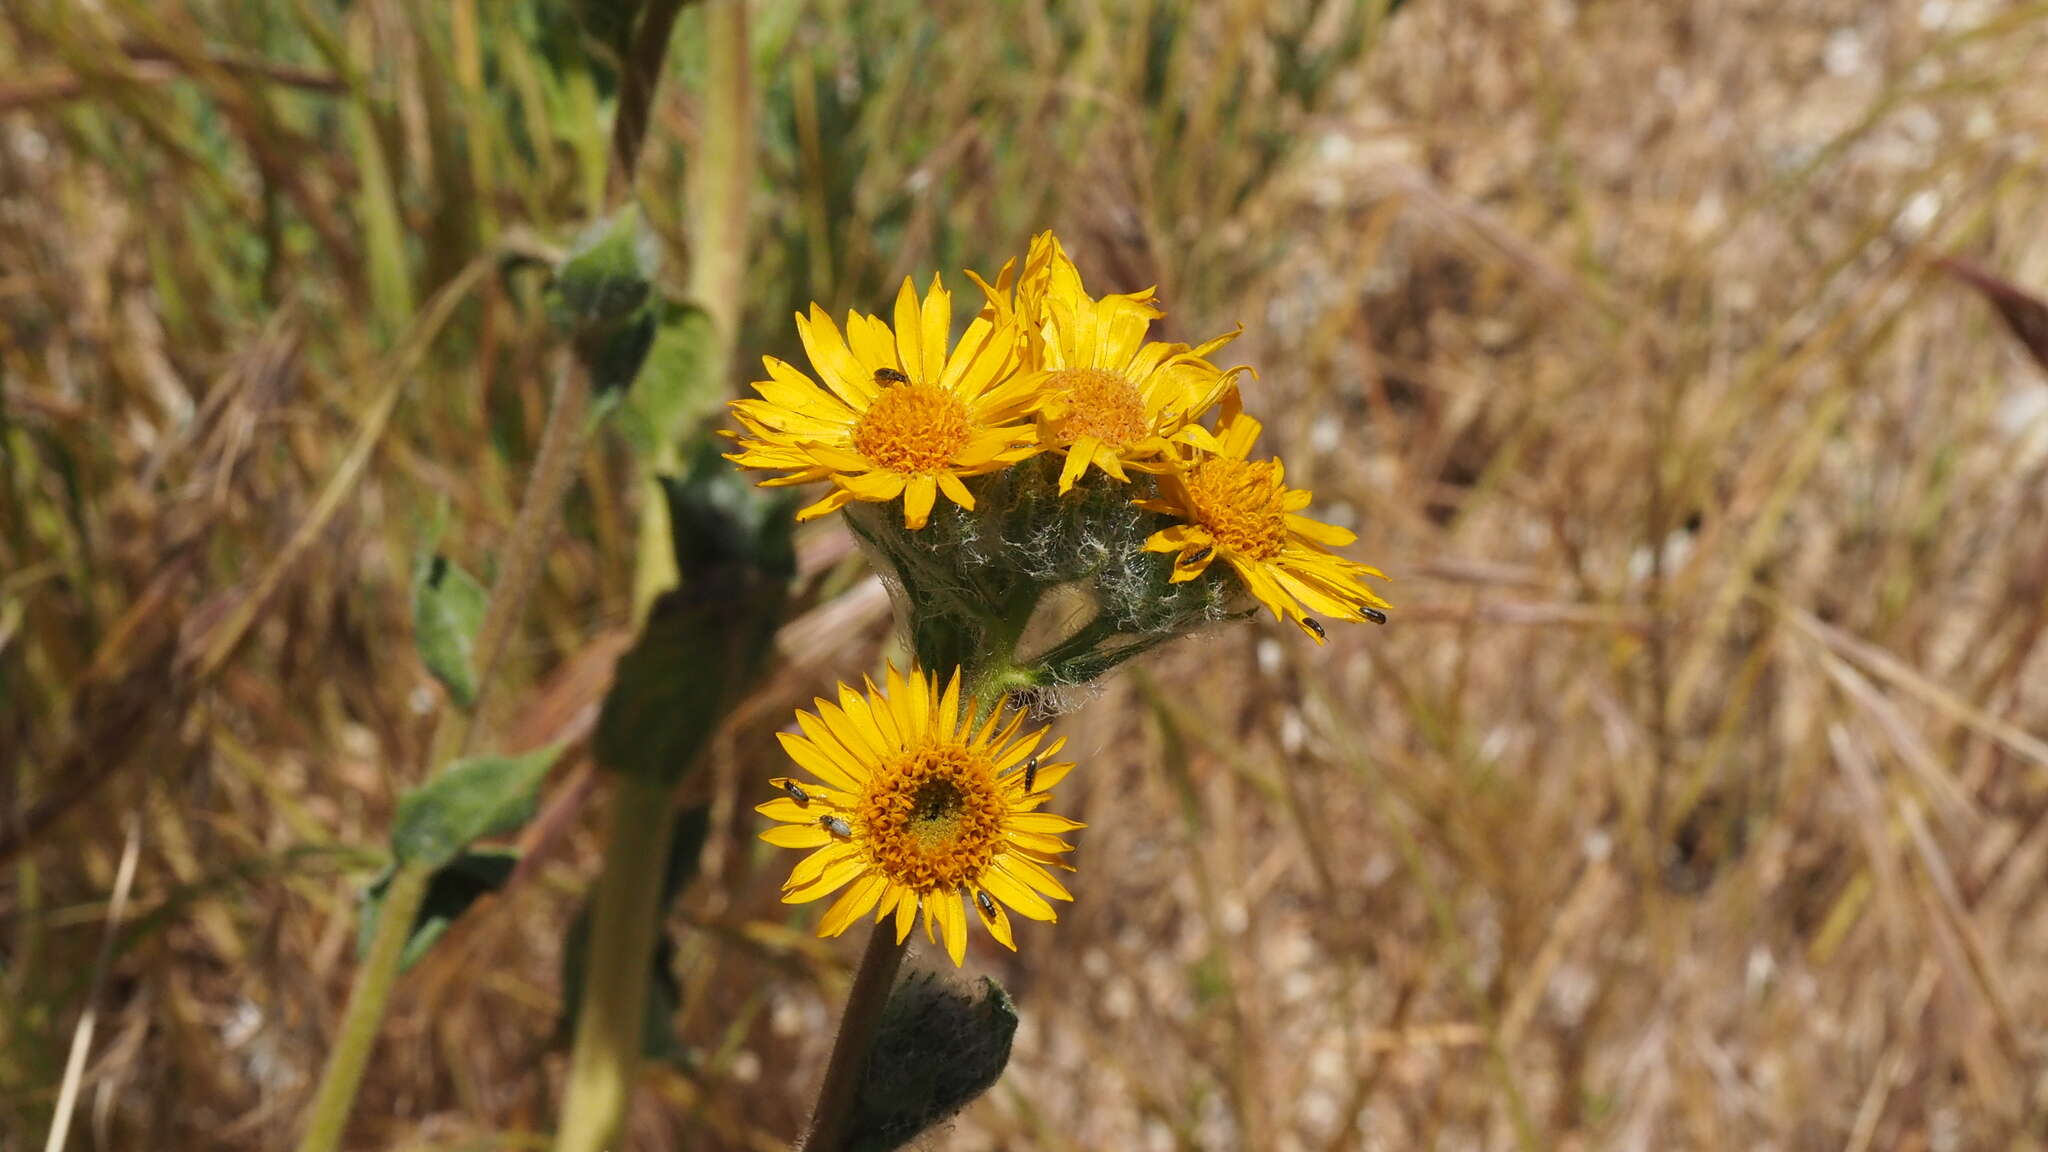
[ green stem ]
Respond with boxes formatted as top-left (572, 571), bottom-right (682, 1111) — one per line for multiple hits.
top-left (295, 862), bottom-right (431, 1152)
top-left (632, 0), bottom-right (751, 614)
top-left (555, 1), bottom-right (752, 1144)
top-left (552, 774), bottom-right (677, 1152)
top-left (802, 921), bottom-right (910, 1152)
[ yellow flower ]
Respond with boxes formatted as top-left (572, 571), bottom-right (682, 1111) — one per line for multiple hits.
top-left (973, 231), bottom-right (1243, 494)
top-left (756, 665), bottom-right (1083, 965)
top-left (724, 276), bottom-right (1039, 529)
top-left (1138, 399), bottom-right (1390, 643)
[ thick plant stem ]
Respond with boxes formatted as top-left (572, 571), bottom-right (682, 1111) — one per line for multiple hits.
top-left (630, 0), bottom-right (752, 613)
top-left (803, 922), bottom-right (910, 1152)
top-left (552, 774), bottom-right (678, 1152)
top-left (553, 1), bottom-right (754, 1144)
top-left (295, 863), bottom-right (431, 1152)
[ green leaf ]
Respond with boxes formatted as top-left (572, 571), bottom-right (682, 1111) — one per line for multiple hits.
top-left (412, 552), bottom-right (488, 708)
top-left (662, 436), bottom-right (799, 586)
top-left (581, 305), bottom-right (658, 396)
top-left (593, 443), bottom-right (796, 783)
top-left (358, 849), bottom-right (518, 972)
top-left (555, 807), bottom-right (712, 1065)
top-left (614, 302), bottom-right (717, 458)
top-left (591, 592), bottom-right (733, 783)
top-left (392, 745), bottom-right (563, 868)
top-left (548, 205), bottom-right (657, 332)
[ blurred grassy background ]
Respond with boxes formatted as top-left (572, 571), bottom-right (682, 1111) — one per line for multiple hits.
top-left (7, 0), bottom-right (2048, 1148)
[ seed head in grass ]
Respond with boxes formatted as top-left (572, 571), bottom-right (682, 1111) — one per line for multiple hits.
top-left (1139, 394), bottom-right (1391, 644)
top-left (757, 666), bottom-right (1082, 965)
top-left (724, 276), bottom-right (1039, 529)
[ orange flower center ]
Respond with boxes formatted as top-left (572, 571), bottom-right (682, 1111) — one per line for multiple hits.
top-left (1046, 367), bottom-right (1148, 447)
top-left (1183, 456), bottom-right (1290, 562)
top-left (853, 382), bottom-right (970, 474)
top-left (858, 743), bottom-right (1006, 893)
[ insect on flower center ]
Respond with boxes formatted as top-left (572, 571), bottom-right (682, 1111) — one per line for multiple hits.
top-left (853, 382), bottom-right (971, 474)
top-left (1183, 456), bottom-right (1290, 561)
top-left (1046, 367), bottom-right (1149, 447)
top-left (858, 743), bottom-right (1006, 893)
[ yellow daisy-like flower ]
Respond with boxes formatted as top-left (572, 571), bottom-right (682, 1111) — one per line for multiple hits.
top-left (756, 665), bottom-right (1083, 965)
top-left (724, 276), bottom-right (1039, 529)
top-left (1138, 399), bottom-right (1391, 644)
top-left (973, 231), bottom-right (1244, 494)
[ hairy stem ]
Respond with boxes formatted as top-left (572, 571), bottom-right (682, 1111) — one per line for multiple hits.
top-left (803, 921), bottom-right (910, 1152)
top-left (447, 350), bottom-right (594, 760)
top-left (552, 775), bottom-right (678, 1152)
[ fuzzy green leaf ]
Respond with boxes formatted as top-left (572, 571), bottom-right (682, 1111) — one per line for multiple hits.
top-left (548, 205), bottom-right (657, 331)
top-left (392, 746), bottom-right (563, 868)
top-left (594, 443), bottom-right (795, 783)
top-left (412, 552), bottom-right (487, 708)
top-left (614, 302), bottom-right (717, 458)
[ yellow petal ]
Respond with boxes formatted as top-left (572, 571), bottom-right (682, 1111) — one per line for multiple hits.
top-left (919, 273), bottom-right (952, 386)
top-left (813, 694), bottom-right (885, 764)
top-left (777, 730), bottom-right (864, 791)
top-left (975, 888), bottom-right (1016, 951)
top-left (783, 854), bottom-right (869, 904)
top-left (785, 842), bottom-right (859, 890)
top-left (893, 277), bottom-right (926, 384)
top-left (893, 890), bottom-right (919, 943)
top-left (818, 872), bottom-right (890, 937)
top-left (847, 678), bottom-right (901, 754)
top-left (935, 469), bottom-right (975, 512)
top-left (1006, 830), bottom-right (1075, 854)
top-left (939, 889), bottom-right (969, 966)
top-left (761, 823), bottom-right (831, 848)
top-left (1001, 852), bottom-right (1075, 902)
top-left (756, 795), bottom-right (822, 823)
top-left (902, 474), bottom-right (938, 529)
top-left (1010, 812), bottom-right (1085, 833)
top-left (937, 668), bottom-right (964, 741)
top-left (795, 307), bottom-right (877, 409)
top-left (982, 863), bottom-right (1057, 921)
top-left (1057, 437), bottom-right (1098, 493)
top-left (1017, 760), bottom-right (1073, 795)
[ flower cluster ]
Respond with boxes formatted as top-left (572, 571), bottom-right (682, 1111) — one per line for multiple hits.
top-left (726, 231), bottom-right (1390, 646)
top-left (732, 233), bottom-right (1390, 963)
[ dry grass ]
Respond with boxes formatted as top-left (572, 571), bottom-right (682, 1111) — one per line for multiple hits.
top-left (7, 0), bottom-right (2048, 1149)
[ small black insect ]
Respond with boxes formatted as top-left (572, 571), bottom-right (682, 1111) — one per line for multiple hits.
top-left (1363, 607), bottom-right (1388, 625)
top-left (819, 814), bottom-right (852, 838)
top-left (778, 779), bottom-right (811, 805)
top-left (1004, 754), bottom-right (1042, 793)
top-left (1302, 617), bottom-right (1327, 641)
top-left (874, 367), bottom-right (910, 387)
top-left (975, 890), bottom-right (998, 920)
